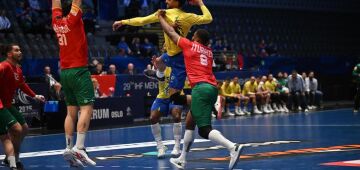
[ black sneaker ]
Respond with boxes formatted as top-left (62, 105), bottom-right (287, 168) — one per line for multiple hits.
top-left (16, 162), bottom-right (24, 170)
top-left (2, 158), bottom-right (9, 167)
top-left (143, 69), bottom-right (165, 81)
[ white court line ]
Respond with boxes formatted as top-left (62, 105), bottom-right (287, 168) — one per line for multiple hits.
top-left (0, 139), bottom-right (209, 160)
top-left (27, 108), bottom-right (351, 138)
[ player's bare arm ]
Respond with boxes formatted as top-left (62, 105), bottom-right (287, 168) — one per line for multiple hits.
top-left (72, 0), bottom-right (82, 8)
top-left (113, 12), bottom-right (158, 31)
top-left (52, 0), bottom-right (62, 9)
top-left (158, 10), bottom-right (181, 46)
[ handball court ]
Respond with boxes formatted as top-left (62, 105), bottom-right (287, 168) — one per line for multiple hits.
top-left (0, 108), bottom-right (359, 170)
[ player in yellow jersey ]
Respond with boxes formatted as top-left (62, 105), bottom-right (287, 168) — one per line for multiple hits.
top-left (230, 77), bottom-right (250, 116)
top-left (220, 78), bottom-right (237, 116)
top-left (265, 74), bottom-right (283, 112)
top-left (257, 76), bottom-right (273, 113)
top-left (144, 66), bottom-right (183, 158)
top-left (113, 0), bottom-right (212, 107)
top-left (242, 76), bottom-right (262, 114)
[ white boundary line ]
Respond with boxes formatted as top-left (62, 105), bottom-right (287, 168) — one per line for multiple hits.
top-left (0, 139), bottom-right (209, 160)
top-left (28, 108), bottom-right (352, 138)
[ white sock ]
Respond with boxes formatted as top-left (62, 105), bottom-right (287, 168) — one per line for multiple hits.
top-left (156, 70), bottom-right (165, 78)
top-left (8, 156), bottom-right (16, 168)
top-left (66, 135), bottom-right (73, 149)
top-left (75, 132), bottom-right (86, 149)
top-left (208, 130), bottom-right (235, 151)
top-left (179, 130), bottom-right (195, 161)
top-left (151, 123), bottom-right (163, 148)
top-left (173, 123), bottom-right (182, 149)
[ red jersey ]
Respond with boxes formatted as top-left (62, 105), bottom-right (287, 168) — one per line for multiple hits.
top-left (0, 61), bottom-right (36, 108)
top-left (52, 4), bottom-right (88, 69)
top-left (177, 38), bottom-right (217, 88)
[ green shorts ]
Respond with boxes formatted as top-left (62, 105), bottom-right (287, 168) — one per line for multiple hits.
top-left (191, 83), bottom-right (218, 128)
top-left (0, 108), bottom-right (18, 135)
top-left (60, 67), bottom-right (95, 106)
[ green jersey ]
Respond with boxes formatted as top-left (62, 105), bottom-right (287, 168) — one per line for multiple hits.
top-left (353, 64), bottom-right (360, 83)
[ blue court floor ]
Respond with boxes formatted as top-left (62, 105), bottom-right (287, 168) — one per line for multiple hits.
top-left (1, 108), bottom-right (360, 170)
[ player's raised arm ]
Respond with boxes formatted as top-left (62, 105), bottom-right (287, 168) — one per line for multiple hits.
top-left (158, 10), bottom-right (181, 46)
top-left (113, 12), bottom-right (159, 31)
top-left (188, 0), bottom-right (213, 25)
top-left (52, 0), bottom-right (62, 10)
top-left (72, 0), bottom-right (82, 8)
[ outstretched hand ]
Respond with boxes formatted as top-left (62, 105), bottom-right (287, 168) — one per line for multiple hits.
top-left (112, 21), bottom-right (123, 31)
top-left (151, 55), bottom-right (159, 69)
top-left (34, 95), bottom-right (46, 103)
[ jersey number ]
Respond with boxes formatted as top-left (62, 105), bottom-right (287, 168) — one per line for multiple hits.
top-left (200, 54), bottom-right (208, 66)
top-left (57, 34), bottom-right (68, 46)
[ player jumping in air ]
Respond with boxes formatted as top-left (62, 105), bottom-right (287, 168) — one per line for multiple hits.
top-left (158, 10), bottom-right (243, 170)
top-left (113, 0), bottom-right (212, 107)
top-left (0, 44), bottom-right (45, 170)
top-left (52, 0), bottom-right (96, 167)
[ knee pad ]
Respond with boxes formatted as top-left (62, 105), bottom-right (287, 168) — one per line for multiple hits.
top-left (198, 125), bottom-right (212, 139)
top-left (170, 92), bottom-right (187, 105)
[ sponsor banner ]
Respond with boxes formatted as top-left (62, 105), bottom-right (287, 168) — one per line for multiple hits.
top-left (13, 83), bottom-right (47, 128)
top-left (90, 97), bottom-right (134, 127)
top-left (115, 75), bottom-right (158, 118)
top-left (91, 75), bottom-right (116, 96)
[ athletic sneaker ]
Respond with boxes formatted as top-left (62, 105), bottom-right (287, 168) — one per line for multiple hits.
top-left (2, 158), bottom-right (9, 167)
top-left (157, 145), bottom-right (168, 159)
top-left (16, 162), bottom-right (24, 170)
top-left (229, 144), bottom-right (243, 170)
top-left (1, 158), bottom-right (22, 170)
top-left (143, 69), bottom-right (165, 81)
top-left (10, 167), bottom-right (18, 170)
top-left (63, 148), bottom-right (84, 167)
top-left (354, 109), bottom-right (358, 113)
top-left (72, 147), bottom-right (96, 166)
top-left (170, 157), bottom-right (186, 169)
top-left (171, 147), bottom-right (181, 157)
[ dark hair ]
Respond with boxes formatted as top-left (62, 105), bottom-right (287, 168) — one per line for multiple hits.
top-left (195, 29), bottom-right (210, 46)
top-left (0, 44), bottom-right (17, 57)
top-left (292, 70), bottom-right (297, 74)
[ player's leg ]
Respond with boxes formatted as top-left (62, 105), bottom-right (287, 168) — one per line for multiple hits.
top-left (0, 108), bottom-right (22, 169)
top-left (251, 94), bottom-right (262, 114)
top-left (354, 84), bottom-right (360, 112)
top-left (170, 105), bottom-right (182, 156)
top-left (265, 93), bottom-right (274, 113)
top-left (7, 106), bottom-right (27, 167)
top-left (170, 111), bottom-right (195, 169)
top-left (150, 98), bottom-right (168, 158)
top-left (191, 84), bottom-right (242, 170)
top-left (72, 67), bottom-right (96, 166)
top-left (242, 96), bottom-right (250, 115)
top-left (60, 69), bottom-right (83, 167)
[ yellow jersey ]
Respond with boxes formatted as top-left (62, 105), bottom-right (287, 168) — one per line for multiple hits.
top-left (265, 80), bottom-right (277, 92)
top-left (229, 82), bottom-right (241, 94)
top-left (121, 6), bottom-right (212, 56)
top-left (157, 67), bottom-right (171, 99)
top-left (220, 84), bottom-right (233, 97)
top-left (242, 81), bottom-right (258, 95)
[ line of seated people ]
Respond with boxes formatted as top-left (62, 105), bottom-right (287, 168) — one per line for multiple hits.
top-left (214, 70), bottom-right (323, 117)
